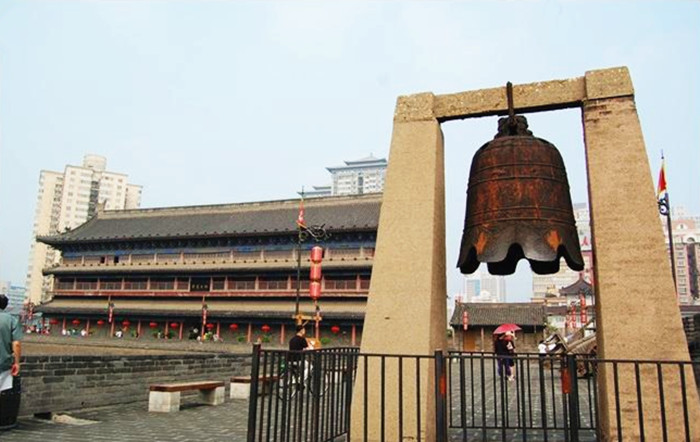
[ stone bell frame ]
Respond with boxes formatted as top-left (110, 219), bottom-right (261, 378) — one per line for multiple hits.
top-left (351, 67), bottom-right (700, 441)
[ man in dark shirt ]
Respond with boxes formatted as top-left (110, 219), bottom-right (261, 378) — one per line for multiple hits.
top-left (289, 325), bottom-right (309, 352)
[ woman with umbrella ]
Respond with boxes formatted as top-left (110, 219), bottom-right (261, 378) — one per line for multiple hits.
top-left (494, 324), bottom-right (520, 381)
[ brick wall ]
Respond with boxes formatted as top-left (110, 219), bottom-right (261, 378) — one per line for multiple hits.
top-left (19, 352), bottom-right (251, 416)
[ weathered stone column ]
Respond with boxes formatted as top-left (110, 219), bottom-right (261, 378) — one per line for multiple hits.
top-left (582, 67), bottom-right (700, 440)
top-left (350, 92), bottom-right (447, 441)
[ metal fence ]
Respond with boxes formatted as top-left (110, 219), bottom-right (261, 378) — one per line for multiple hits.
top-left (247, 346), bottom-right (700, 441)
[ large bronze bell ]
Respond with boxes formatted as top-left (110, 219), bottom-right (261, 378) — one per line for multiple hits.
top-left (457, 83), bottom-right (584, 275)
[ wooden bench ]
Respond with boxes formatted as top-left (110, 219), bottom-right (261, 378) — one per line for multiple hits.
top-left (230, 375), bottom-right (279, 399)
top-left (148, 381), bottom-right (225, 412)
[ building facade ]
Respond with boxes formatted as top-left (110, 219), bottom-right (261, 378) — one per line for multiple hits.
top-left (35, 194), bottom-right (380, 346)
top-left (462, 269), bottom-right (506, 303)
top-left (661, 207), bottom-right (700, 304)
top-left (327, 155), bottom-right (387, 196)
top-left (26, 154), bottom-right (142, 304)
top-left (0, 281), bottom-right (25, 314)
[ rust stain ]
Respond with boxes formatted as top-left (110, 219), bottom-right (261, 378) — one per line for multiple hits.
top-left (475, 232), bottom-right (488, 254)
top-left (545, 230), bottom-right (561, 250)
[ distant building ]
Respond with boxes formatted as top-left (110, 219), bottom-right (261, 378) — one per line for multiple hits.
top-left (0, 281), bottom-right (26, 314)
top-left (462, 269), bottom-right (506, 303)
top-left (302, 155), bottom-right (387, 197)
top-left (26, 154), bottom-right (142, 305)
top-left (661, 207), bottom-right (700, 304)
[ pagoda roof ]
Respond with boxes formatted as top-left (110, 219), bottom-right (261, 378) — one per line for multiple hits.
top-left (38, 193), bottom-right (381, 246)
top-left (558, 276), bottom-right (593, 297)
top-left (449, 302), bottom-right (546, 328)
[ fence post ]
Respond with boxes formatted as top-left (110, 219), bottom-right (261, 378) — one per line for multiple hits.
top-left (247, 343), bottom-right (262, 442)
top-left (434, 349), bottom-right (447, 442)
top-left (566, 353), bottom-right (580, 442)
top-left (311, 349), bottom-right (323, 442)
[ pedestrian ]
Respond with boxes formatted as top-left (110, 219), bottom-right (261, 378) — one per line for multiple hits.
top-left (538, 339), bottom-right (548, 368)
top-left (494, 332), bottom-right (515, 381)
top-left (0, 295), bottom-right (22, 393)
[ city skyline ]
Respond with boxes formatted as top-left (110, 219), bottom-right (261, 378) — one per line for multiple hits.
top-left (1, 1), bottom-right (698, 303)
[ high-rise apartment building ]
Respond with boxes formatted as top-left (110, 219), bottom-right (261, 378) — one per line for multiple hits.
top-left (300, 155), bottom-right (387, 198)
top-left (327, 155), bottom-right (387, 196)
top-left (462, 269), bottom-right (507, 303)
top-left (26, 154), bottom-right (142, 304)
top-left (0, 281), bottom-right (25, 314)
top-left (661, 207), bottom-right (700, 304)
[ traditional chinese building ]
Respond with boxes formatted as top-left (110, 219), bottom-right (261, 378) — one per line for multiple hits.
top-left (35, 194), bottom-right (380, 346)
top-left (449, 302), bottom-right (547, 352)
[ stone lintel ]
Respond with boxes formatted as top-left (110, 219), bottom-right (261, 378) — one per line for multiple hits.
top-left (393, 66), bottom-right (633, 122)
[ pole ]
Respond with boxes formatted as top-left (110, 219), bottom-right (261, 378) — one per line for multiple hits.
top-left (664, 193), bottom-right (678, 293)
top-left (295, 227), bottom-right (302, 325)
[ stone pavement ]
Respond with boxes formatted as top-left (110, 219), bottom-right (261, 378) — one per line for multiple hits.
top-left (2, 396), bottom-right (249, 441)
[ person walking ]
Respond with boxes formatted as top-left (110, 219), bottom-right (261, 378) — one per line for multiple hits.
top-left (494, 332), bottom-right (515, 381)
top-left (0, 294), bottom-right (22, 391)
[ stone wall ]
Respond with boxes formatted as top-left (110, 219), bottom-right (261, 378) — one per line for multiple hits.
top-left (19, 352), bottom-right (251, 416)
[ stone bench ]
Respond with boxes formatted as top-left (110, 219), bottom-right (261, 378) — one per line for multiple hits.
top-left (230, 375), bottom-right (279, 399)
top-left (148, 381), bottom-right (225, 412)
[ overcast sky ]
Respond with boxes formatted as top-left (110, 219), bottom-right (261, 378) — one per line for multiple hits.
top-left (0, 1), bottom-right (698, 302)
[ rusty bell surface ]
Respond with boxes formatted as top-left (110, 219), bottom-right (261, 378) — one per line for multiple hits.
top-left (457, 115), bottom-right (584, 275)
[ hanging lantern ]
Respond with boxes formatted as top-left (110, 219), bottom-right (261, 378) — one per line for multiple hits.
top-left (49, 318), bottom-right (59, 325)
top-left (96, 319), bottom-right (105, 326)
top-left (457, 82), bottom-right (584, 276)
top-left (71, 319), bottom-right (81, 325)
top-left (229, 323), bottom-right (239, 331)
top-left (309, 246), bottom-right (324, 301)
top-left (310, 246), bottom-right (324, 262)
top-left (309, 263), bottom-right (322, 281)
top-left (261, 324), bottom-right (271, 333)
top-left (171, 322), bottom-right (180, 328)
top-left (206, 323), bottom-right (215, 329)
top-left (331, 325), bottom-right (340, 334)
top-left (309, 281), bottom-right (321, 301)
top-left (122, 319), bottom-right (131, 326)
top-left (149, 322), bottom-right (158, 328)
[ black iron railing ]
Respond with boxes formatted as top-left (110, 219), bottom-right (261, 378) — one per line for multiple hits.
top-left (247, 347), bottom-right (700, 442)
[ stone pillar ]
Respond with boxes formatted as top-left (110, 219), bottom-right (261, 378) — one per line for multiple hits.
top-left (582, 67), bottom-right (700, 440)
top-left (350, 93), bottom-right (447, 441)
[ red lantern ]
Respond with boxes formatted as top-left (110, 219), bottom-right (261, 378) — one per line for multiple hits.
top-left (229, 323), bottom-right (239, 331)
top-left (309, 264), bottom-right (322, 281)
top-left (171, 322), bottom-right (180, 328)
top-left (122, 319), bottom-right (131, 326)
top-left (261, 324), bottom-right (271, 333)
top-left (96, 319), bottom-right (105, 326)
top-left (206, 323), bottom-right (215, 329)
top-left (309, 281), bottom-right (321, 301)
top-left (71, 319), bottom-right (81, 325)
top-left (49, 318), bottom-right (59, 325)
top-left (310, 246), bottom-right (323, 262)
top-left (149, 322), bottom-right (158, 328)
top-left (331, 325), bottom-right (340, 334)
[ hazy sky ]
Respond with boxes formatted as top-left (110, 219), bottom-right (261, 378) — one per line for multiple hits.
top-left (0, 1), bottom-right (698, 302)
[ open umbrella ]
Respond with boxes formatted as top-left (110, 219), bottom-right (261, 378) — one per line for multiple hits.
top-left (493, 323), bottom-right (521, 335)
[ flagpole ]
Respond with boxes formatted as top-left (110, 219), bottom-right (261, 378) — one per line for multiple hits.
top-left (663, 192), bottom-right (677, 291)
top-left (657, 153), bottom-right (677, 296)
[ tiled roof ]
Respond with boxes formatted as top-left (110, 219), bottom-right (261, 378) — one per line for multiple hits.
top-left (559, 277), bottom-right (593, 296)
top-left (449, 302), bottom-right (546, 327)
top-left (38, 194), bottom-right (381, 245)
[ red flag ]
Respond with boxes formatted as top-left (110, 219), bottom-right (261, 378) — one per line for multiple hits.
top-left (657, 157), bottom-right (667, 200)
top-left (296, 197), bottom-right (306, 228)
